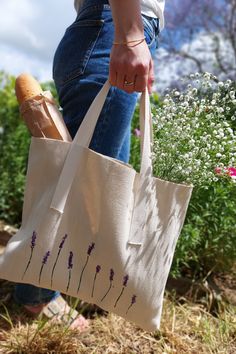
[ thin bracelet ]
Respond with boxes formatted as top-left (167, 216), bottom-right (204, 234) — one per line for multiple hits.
top-left (113, 37), bottom-right (146, 45)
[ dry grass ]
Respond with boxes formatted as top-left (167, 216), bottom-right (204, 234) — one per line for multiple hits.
top-left (0, 291), bottom-right (235, 354)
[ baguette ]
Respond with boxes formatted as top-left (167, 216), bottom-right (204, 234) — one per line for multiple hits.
top-left (15, 73), bottom-right (72, 141)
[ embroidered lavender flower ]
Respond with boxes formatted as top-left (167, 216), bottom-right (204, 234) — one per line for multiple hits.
top-left (68, 251), bottom-right (73, 270)
top-left (43, 251), bottom-right (50, 264)
top-left (123, 275), bottom-right (129, 287)
top-left (38, 250), bottom-right (50, 284)
top-left (110, 269), bottom-right (115, 282)
top-left (101, 268), bottom-right (115, 302)
top-left (87, 242), bottom-right (95, 255)
top-left (114, 274), bottom-right (129, 308)
top-left (51, 234), bottom-right (68, 287)
top-left (91, 265), bottom-right (101, 298)
top-left (77, 242), bottom-right (95, 293)
top-left (22, 231), bottom-right (37, 280)
top-left (59, 234), bottom-right (68, 249)
top-left (31, 231), bottom-right (37, 249)
top-left (126, 295), bottom-right (137, 314)
top-left (66, 251), bottom-right (73, 292)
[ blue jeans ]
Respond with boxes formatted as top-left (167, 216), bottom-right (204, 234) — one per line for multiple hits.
top-left (14, 0), bottom-right (159, 306)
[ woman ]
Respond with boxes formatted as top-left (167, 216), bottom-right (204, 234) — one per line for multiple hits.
top-left (14, 0), bottom-right (165, 330)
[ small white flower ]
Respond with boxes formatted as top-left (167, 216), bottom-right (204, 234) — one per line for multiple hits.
top-left (217, 107), bottom-right (224, 114)
top-left (204, 72), bottom-right (211, 80)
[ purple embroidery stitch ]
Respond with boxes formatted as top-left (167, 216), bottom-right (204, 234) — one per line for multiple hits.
top-left (51, 234), bottom-right (68, 287)
top-left (59, 234), bottom-right (68, 249)
top-left (123, 275), bottom-right (129, 287)
top-left (39, 250), bottom-right (50, 284)
top-left (68, 251), bottom-right (73, 270)
top-left (22, 231), bottom-right (37, 280)
top-left (110, 268), bottom-right (114, 282)
top-left (66, 251), bottom-right (73, 292)
top-left (42, 251), bottom-right (50, 264)
top-left (91, 265), bottom-right (101, 298)
top-left (101, 268), bottom-right (115, 302)
top-left (77, 242), bottom-right (95, 293)
top-left (126, 295), bottom-right (137, 314)
top-left (31, 231), bottom-right (37, 249)
top-left (114, 274), bottom-right (129, 308)
top-left (87, 242), bottom-right (95, 255)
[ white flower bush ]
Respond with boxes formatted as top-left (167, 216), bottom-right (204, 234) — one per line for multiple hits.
top-left (152, 73), bottom-right (236, 186)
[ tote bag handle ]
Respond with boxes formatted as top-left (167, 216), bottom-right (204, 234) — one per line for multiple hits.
top-left (50, 80), bottom-right (153, 213)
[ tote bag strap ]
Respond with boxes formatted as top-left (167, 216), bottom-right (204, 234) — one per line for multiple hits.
top-left (139, 88), bottom-right (153, 178)
top-left (50, 80), bottom-right (153, 213)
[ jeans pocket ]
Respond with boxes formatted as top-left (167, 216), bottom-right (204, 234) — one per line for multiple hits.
top-left (53, 19), bottom-right (104, 86)
top-left (142, 15), bottom-right (159, 50)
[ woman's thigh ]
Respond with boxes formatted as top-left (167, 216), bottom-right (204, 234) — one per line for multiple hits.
top-left (53, 4), bottom-right (159, 163)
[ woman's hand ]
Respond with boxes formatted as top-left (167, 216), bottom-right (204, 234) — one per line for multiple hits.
top-left (109, 40), bottom-right (154, 94)
top-left (108, 0), bottom-right (154, 94)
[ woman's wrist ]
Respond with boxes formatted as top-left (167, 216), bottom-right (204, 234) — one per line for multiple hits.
top-left (109, 0), bottom-right (144, 42)
top-left (114, 27), bottom-right (144, 43)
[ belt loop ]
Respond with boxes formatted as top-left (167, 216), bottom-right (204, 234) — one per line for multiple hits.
top-left (77, 0), bottom-right (110, 18)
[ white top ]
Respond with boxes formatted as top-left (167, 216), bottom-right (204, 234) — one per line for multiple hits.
top-left (74, 0), bottom-right (165, 30)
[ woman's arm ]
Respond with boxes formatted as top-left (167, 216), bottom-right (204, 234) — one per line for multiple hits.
top-left (108, 0), bottom-right (154, 94)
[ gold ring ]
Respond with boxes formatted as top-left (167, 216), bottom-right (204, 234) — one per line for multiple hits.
top-left (124, 80), bottom-right (134, 86)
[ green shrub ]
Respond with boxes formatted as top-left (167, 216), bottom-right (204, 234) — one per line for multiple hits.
top-left (172, 182), bottom-right (236, 278)
top-left (0, 72), bottom-right (30, 225)
top-left (0, 73), bottom-right (59, 226)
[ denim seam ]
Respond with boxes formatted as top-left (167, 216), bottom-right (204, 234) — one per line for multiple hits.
top-left (68, 19), bottom-right (104, 29)
top-left (59, 21), bottom-right (105, 86)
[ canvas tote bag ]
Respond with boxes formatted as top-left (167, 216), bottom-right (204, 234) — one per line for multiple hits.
top-left (0, 80), bottom-right (193, 331)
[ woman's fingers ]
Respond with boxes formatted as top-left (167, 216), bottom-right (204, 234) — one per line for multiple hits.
top-left (123, 75), bottom-right (136, 93)
top-left (109, 66), bottom-right (117, 87)
top-left (134, 72), bottom-right (148, 92)
top-left (116, 73), bottom-right (126, 91)
top-left (109, 41), bottom-right (153, 94)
